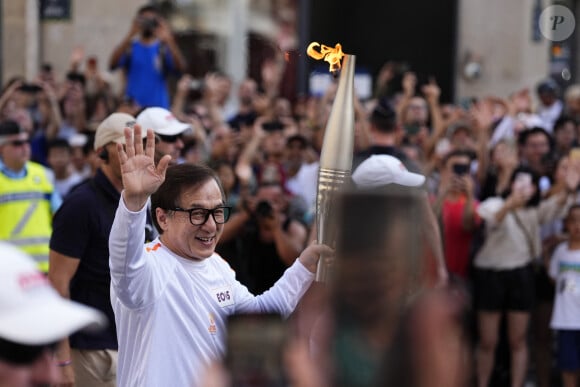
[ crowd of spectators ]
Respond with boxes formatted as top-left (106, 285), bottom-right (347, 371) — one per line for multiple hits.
top-left (5, 4), bottom-right (580, 386)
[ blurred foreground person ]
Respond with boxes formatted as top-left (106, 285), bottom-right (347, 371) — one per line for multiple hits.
top-left (0, 241), bottom-right (105, 387)
top-left (352, 154), bottom-right (448, 285)
top-left (327, 184), bottom-right (469, 387)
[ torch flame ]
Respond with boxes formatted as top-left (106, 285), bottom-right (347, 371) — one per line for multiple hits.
top-left (307, 42), bottom-right (344, 72)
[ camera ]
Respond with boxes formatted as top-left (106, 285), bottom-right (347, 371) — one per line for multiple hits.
top-left (189, 79), bottom-right (204, 91)
top-left (452, 163), bottom-right (470, 176)
top-left (255, 201), bottom-right (273, 218)
top-left (261, 121), bottom-right (284, 132)
top-left (513, 172), bottom-right (534, 198)
top-left (18, 83), bottom-right (43, 94)
top-left (139, 17), bottom-right (159, 31)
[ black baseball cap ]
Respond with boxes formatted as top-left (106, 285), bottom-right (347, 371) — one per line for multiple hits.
top-left (0, 120), bottom-right (23, 137)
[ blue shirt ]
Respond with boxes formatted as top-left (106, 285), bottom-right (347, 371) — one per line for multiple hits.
top-left (118, 40), bottom-right (175, 108)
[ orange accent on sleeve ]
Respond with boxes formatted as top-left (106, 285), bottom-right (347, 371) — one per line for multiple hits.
top-left (146, 242), bottom-right (162, 252)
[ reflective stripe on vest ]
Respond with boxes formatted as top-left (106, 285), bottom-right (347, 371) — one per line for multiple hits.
top-left (0, 191), bottom-right (47, 203)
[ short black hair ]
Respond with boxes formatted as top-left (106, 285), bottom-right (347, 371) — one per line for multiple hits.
top-left (207, 159), bottom-right (232, 174)
top-left (180, 138), bottom-right (199, 157)
top-left (66, 71), bottom-right (86, 87)
top-left (286, 134), bottom-right (308, 149)
top-left (137, 5), bottom-right (161, 16)
top-left (567, 203), bottom-right (580, 217)
top-left (228, 112), bottom-right (256, 131)
top-left (518, 126), bottom-right (552, 149)
top-left (553, 115), bottom-right (577, 132)
top-left (82, 132), bottom-right (95, 156)
top-left (442, 149), bottom-right (475, 166)
top-left (0, 120), bottom-right (22, 137)
top-left (537, 78), bottom-right (559, 96)
top-left (370, 97), bottom-right (397, 133)
top-left (0, 336), bottom-right (57, 365)
top-left (47, 138), bottom-right (71, 153)
top-left (151, 164), bottom-right (225, 234)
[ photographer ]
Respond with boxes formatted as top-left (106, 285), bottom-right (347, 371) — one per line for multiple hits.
top-left (431, 149), bottom-right (480, 280)
top-left (109, 5), bottom-right (186, 109)
top-left (219, 181), bottom-right (307, 294)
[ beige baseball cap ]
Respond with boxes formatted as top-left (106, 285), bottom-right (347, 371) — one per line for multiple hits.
top-left (94, 112), bottom-right (144, 150)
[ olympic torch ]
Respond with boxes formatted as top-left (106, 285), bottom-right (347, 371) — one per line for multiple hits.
top-left (308, 43), bottom-right (356, 282)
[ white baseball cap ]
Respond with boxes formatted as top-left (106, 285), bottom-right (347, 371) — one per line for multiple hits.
top-left (68, 133), bottom-right (88, 148)
top-left (0, 242), bottom-right (106, 345)
top-left (352, 154), bottom-right (425, 188)
top-left (137, 107), bottom-right (190, 136)
top-left (94, 112), bottom-right (143, 150)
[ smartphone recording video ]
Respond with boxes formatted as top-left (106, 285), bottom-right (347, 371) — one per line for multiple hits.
top-left (226, 313), bottom-right (288, 387)
top-left (513, 172), bottom-right (533, 198)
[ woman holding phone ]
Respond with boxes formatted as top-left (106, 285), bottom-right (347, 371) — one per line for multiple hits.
top-left (473, 163), bottom-right (580, 387)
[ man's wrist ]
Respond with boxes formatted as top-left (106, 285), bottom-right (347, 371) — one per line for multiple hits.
top-left (56, 359), bottom-right (72, 367)
top-left (122, 191), bottom-right (149, 212)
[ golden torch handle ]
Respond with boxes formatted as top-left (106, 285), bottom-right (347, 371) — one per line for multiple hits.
top-left (315, 168), bottom-right (350, 281)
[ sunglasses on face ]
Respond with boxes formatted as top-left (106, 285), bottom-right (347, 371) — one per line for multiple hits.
top-left (0, 337), bottom-right (58, 365)
top-left (156, 134), bottom-right (184, 144)
top-left (7, 139), bottom-right (30, 147)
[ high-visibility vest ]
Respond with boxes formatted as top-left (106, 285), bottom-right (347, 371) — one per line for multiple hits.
top-left (0, 162), bottom-right (54, 272)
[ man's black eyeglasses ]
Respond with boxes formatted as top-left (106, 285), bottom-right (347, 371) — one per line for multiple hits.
top-left (157, 133), bottom-right (184, 144)
top-left (172, 206), bottom-right (232, 225)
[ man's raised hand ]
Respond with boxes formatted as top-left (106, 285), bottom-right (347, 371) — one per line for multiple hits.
top-left (119, 124), bottom-right (171, 211)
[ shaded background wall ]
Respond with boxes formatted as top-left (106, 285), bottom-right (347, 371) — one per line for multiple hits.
top-left (1, 0), bottom-right (576, 103)
top-left (308, 0), bottom-right (458, 102)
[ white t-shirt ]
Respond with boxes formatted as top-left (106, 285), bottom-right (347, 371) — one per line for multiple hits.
top-left (286, 162), bottom-right (319, 210)
top-left (538, 100), bottom-right (563, 133)
top-left (474, 195), bottom-right (570, 270)
top-left (54, 172), bottom-right (84, 198)
top-left (109, 198), bottom-right (314, 387)
top-left (550, 242), bottom-right (580, 330)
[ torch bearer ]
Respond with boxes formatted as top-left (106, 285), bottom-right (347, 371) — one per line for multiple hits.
top-left (308, 43), bottom-right (356, 282)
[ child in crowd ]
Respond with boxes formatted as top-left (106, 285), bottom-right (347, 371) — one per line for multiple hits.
top-left (550, 204), bottom-right (580, 387)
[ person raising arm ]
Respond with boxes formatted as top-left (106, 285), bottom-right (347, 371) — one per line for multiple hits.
top-left (109, 124), bottom-right (331, 387)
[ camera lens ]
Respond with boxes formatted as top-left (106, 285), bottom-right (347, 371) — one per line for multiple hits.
top-left (255, 201), bottom-right (273, 218)
top-left (140, 17), bottom-right (158, 31)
